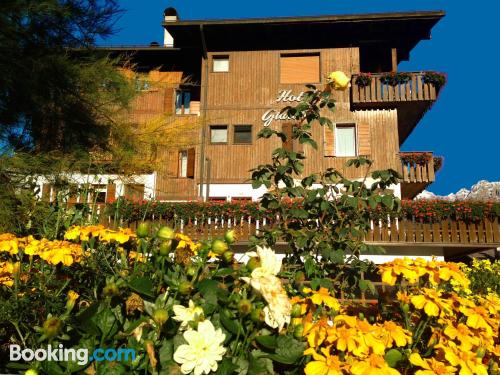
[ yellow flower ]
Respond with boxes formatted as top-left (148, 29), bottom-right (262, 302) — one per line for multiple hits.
top-left (409, 353), bottom-right (457, 375)
top-left (443, 323), bottom-right (478, 351)
top-left (304, 317), bottom-right (329, 348)
top-left (443, 345), bottom-right (488, 375)
top-left (350, 354), bottom-right (401, 375)
top-left (330, 325), bottom-right (364, 355)
top-left (303, 287), bottom-right (340, 311)
top-left (380, 321), bottom-right (412, 347)
top-left (411, 289), bottom-right (451, 317)
top-left (328, 71), bottom-right (350, 91)
top-left (304, 347), bottom-right (345, 375)
top-left (0, 233), bottom-right (19, 255)
top-left (460, 305), bottom-right (495, 335)
top-left (0, 261), bottom-right (19, 287)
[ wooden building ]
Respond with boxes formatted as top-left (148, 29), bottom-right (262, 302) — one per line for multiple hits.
top-left (39, 9), bottom-right (446, 203)
top-left (117, 9), bottom-right (445, 202)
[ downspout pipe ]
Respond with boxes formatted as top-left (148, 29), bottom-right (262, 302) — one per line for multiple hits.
top-left (198, 25), bottom-right (209, 200)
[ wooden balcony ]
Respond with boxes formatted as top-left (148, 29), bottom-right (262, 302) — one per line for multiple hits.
top-left (399, 152), bottom-right (436, 199)
top-left (350, 72), bottom-right (443, 144)
top-left (110, 215), bottom-right (500, 259)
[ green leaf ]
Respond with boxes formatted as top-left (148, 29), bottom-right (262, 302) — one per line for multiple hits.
top-left (255, 335), bottom-right (278, 349)
top-left (381, 195), bottom-right (394, 210)
top-left (214, 358), bottom-right (238, 375)
top-left (93, 307), bottom-right (119, 341)
top-left (248, 351), bottom-right (274, 375)
top-left (268, 336), bottom-right (306, 364)
top-left (220, 310), bottom-right (243, 335)
top-left (385, 349), bottom-right (404, 368)
top-left (159, 339), bottom-right (174, 363)
top-left (128, 276), bottom-right (154, 298)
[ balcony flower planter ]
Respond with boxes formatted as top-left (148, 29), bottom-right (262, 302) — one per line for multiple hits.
top-left (354, 73), bottom-right (372, 87)
top-left (400, 152), bottom-right (432, 165)
top-left (422, 71), bottom-right (446, 89)
top-left (380, 72), bottom-right (411, 86)
top-left (433, 156), bottom-right (443, 172)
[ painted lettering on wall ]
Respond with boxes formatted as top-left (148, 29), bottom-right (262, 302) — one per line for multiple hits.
top-left (261, 90), bottom-right (305, 127)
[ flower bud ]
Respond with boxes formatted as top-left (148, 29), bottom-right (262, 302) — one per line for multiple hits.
top-left (153, 309), bottom-right (169, 326)
top-left (290, 304), bottom-right (302, 318)
top-left (293, 324), bottom-right (304, 339)
top-left (136, 222), bottom-right (150, 238)
top-left (211, 239), bottom-right (228, 255)
top-left (178, 281), bottom-right (193, 295)
top-left (247, 257), bottom-right (261, 272)
top-left (157, 226), bottom-right (175, 241)
top-left (103, 283), bottom-right (119, 297)
top-left (237, 299), bottom-right (252, 316)
top-left (25, 369), bottom-right (38, 375)
top-left (65, 290), bottom-right (79, 312)
top-left (222, 251), bottom-right (234, 264)
top-left (250, 307), bottom-right (263, 323)
top-left (42, 316), bottom-right (62, 339)
top-left (159, 240), bottom-right (173, 256)
top-left (224, 230), bottom-right (237, 244)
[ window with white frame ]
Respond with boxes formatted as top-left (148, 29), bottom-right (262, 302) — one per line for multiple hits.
top-left (335, 124), bottom-right (357, 157)
top-left (213, 55), bottom-right (229, 72)
top-left (210, 125), bottom-right (228, 143)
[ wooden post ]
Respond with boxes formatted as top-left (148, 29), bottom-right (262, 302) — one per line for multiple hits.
top-left (391, 48), bottom-right (398, 72)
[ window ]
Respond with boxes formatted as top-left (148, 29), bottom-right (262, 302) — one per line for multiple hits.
top-left (231, 197), bottom-right (252, 203)
top-left (175, 90), bottom-right (191, 114)
top-left (280, 53), bottom-right (320, 83)
top-left (210, 125), bottom-right (228, 143)
top-left (213, 55), bottom-right (229, 72)
top-left (233, 125), bottom-right (252, 144)
top-left (335, 124), bottom-right (357, 157)
top-left (209, 197), bottom-right (227, 203)
top-left (177, 148), bottom-right (195, 178)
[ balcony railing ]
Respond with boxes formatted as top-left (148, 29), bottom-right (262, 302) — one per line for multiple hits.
top-left (399, 152), bottom-right (435, 184)
top-left (351, 72), bottom-right (439, 105)
top-left (108, 215), bottom-right (500, 247)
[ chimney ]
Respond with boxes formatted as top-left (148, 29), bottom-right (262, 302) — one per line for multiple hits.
top-left (163, 7), bottom-right (178, 47)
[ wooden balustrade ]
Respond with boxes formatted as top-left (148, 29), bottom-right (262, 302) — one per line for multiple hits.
top-left (399, 152), bottom-right (435, 184)
top-left (113, 215), bottom-right (500, 246)
top-left (351, 72), bottom-right (439, 104)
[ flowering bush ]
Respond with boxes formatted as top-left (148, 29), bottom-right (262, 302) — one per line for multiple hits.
top-left (400, 152), bottom-right (433, 166)
top-left (1, 228), bottom-right (498, 374)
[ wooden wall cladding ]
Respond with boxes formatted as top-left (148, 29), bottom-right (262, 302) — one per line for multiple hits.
top-left (203, 48), bottom-right (400, 183)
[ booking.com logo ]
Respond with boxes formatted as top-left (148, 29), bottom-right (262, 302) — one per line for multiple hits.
top-left (10, 344), bottom-right (136, 366)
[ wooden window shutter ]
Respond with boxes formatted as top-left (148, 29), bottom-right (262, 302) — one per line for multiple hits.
top-left (166, 151), bottom-right (178, 177)
top-left (280, 55), bottom-right (320, 84)
top-left (357, 123), bottom-right (371, 156)
top-left (282, 123), bottom-right (293, 152)
top-left (324, 126), bottom-right (335, 156)
top-left (42, 184), bottom-right (51, 202)
top-left (106, 184), bottom-right (116, 203)
top-left (186, 148), bottom-right (195, 178)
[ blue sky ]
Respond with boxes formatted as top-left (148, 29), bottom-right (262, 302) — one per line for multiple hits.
top-left (105, 1), bottom-right (499, 195)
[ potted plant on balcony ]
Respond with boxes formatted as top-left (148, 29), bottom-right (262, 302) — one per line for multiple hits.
top-left (400, 152), bottom-right (432, 165)
top-left (433, 156), bottom-right (444, 172)
top-left (422, 71), bottom-right (446, 89)
top-left (380, 72), bottom-right (411, 86)
top-left (354, 72), bottom-right (372, 87)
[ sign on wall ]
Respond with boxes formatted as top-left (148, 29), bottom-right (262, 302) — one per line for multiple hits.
top-left (261, 90), bottom-right (305, 127)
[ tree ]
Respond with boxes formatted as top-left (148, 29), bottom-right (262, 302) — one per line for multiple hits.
top-left (0, 0), bottom-right (135, 154)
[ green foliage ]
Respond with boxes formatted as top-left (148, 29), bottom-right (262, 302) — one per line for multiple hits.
top-left (461, 259), bottom-right (500, 295)
top-left (249, 84), bottom-right (401, 295)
